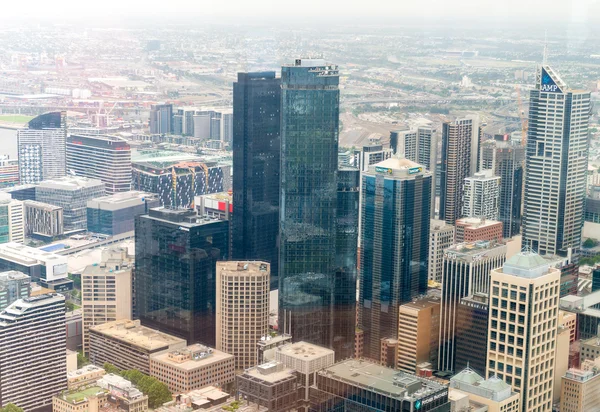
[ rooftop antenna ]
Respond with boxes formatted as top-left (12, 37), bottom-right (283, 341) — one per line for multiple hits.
top-left (542, 30), bottom-right (548, 65)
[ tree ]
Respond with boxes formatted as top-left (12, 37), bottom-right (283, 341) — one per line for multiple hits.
top-left (147, 381), bottom-right (172, 408)
top-left (103, 362), bottom-right (121, 375)
top-left (583, 238), bottom-right (598, 248)
top-left (0, 404), bottom-right (24, 412)
top-left (77, 351), bottom-right (89, 368)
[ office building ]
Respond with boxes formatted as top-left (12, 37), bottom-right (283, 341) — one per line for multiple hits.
top-left (150, 103), bottom-right (173, 135)
top-left (0, 184), bottom-right (36, 201)
top-left (23, 200), bottom-right (63, 238)
top-left (480, 139), bottom-right (525, 238)
top-left (334, 166), bottom-right (359, 359)
top-left (193, 113), bottom-right (211, 139)
top-left (66, 134), bottom-right (132, 194)
top-left (394, 126), bottom-right (436, 171)
top-left (150, 344), bottom-right (235, 393)
top-left (237, 361), bottom-right (298, 412)
top-left (438, 241), bottom-right (506, 373)
top-left (216, 261), bottom-right (270, 370)
top-left (522, 65), bottom-right (591, 256)
top-left (275, 341), bottom-right (335, 405)
top-left (449, 367), bottom-right (520, 412)
top-left (440, 115), bottom-right (481, 225)
top-left (278, 59), bottom-right (340, 349)
top-left (36, 177), bottom-right (105, 233)
top-left (560, 290), bottom-right (600, 340)
top-left (0, 270), bottom-right (30, 311)
top-left (87, 191), bottom-right (159, 236)
top-left (257, 334), bottom-right (293, 365)
top-left (352, 144), bottom-right (393, 172)
top-left (462, 170), bottom-right (501, 220)
top-left (486, 251), bottom-right (560, 412)
top-left (232, 72), bottom-right (281, 291)
top-left (310, 359), bottom-right (450, 412)
top-left (585, 185), bottom-right (600, 223)
top-left (17, 112), bottom-right (66, 184)
top-left (0, 155), bottom-right (19, 188)
top-left (560, 358), bottom-right (600, 412)
top-left (54, 374), bottom-right (148, 412)
top-left (67, 365), bottom-right (106, 390)
top-left (82, 248), bottom-right (133, 354)
top-left (195, 192), bottom-right (233, 257)
top-left (220, 111), bottom-right (233, 144)
top-left (428, 220), bottom-right (455, 283)
top-left (0, 242), bottom-right (71, 291)
top-left (135, 208), bottom-right (229, 345)
top-left (0, 193), bottom-right (24, 244)
top-left (359, 157), bottom-right (432, 361)
top-left (88, 319), bottom-right (186, 375)
top-left (0, 294), bottom-right (66, 412)
top-left (396, 297), bottom-right (440, 373)
top-left (455, 217), bottom-right (503, 243)
top-left (454, 293), bottom-right (489, 375)
top-left (580, 336), bottom-right (600, 363)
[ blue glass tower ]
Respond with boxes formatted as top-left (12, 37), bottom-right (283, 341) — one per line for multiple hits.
top-left (358, 157), bottom-right (431, 360)
top-left (279, 59), bottom-right (340, 349)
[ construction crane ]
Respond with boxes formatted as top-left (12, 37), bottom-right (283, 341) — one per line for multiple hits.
top-left (515, 85), bottom-right (528, 147)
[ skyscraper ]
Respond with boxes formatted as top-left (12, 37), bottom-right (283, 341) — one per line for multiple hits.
top-left (486, 251), bottom-right (561, 412)
top-left (66, 134), bottom-right (132, 194)
top-left (438, 241), bottom-right (506, 373)
top-left (462, 170), bottom-right (501, 220)
top-left (135, 208), bottom-right (228, 345)
top-left (359, 157), bottom-right (431, 361)
top-left (232, 72), bottom-right (281, 291)
top-left (17, 112), bottom-right (66, 184)
top-left (149, 104), bottom-right (173, 135)
top-left (522, 65), bottom-right (591, 256)
top-left (480, 139), bottom-right (525, 238)
top-left (428, 220), bottom-right (455, 283)
top-left (439, 115), bottom-right (481, 225)
top-left (279, 59), bottom-right (340, 349)
top-left (395, 126), bottom-right (436, 171)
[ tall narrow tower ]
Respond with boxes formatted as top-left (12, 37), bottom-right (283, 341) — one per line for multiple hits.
top-left (522, 65), bottom-right (590, 256)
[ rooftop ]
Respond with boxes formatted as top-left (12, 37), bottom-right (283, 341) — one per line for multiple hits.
top-left (0, 242), bottom-right (67, 266)
top-left (400, 297), bottom-right (440, 311)
top-left (37, 176), bottom-right (104, 191)
top-left (276, 341), bottom-right (335, 361)
top-left (450, 367), bottom-right (515, 402)
top-left (151, 344), bottom-right (233, 371)
top-left (217, 261), bottom-right (270, 276)
top-left (502, 250), bottom-right (552, 278)
top-left (67, 365), bottom-right (105, 379)
top-left (367, 155), bottom-right (430, 179)
top-left (244, 361), bottom-right (296, 383)
top-left (0, 270), bottom-right (30, 283)
top-left (62, 386), bottom-right (107, 404)
top-left (456, 217), bottom-right (502, 229)
top-left (445, 240), bottom-right (504, 256)
top-left (143, 208), bottom-right (224, 229)
top-left (90, 319), bottom-right (186, 352)
top-left (23, 200), bottom-right (62, 211)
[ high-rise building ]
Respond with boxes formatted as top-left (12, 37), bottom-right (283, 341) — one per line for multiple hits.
top-left (23, 200), bottom-right (64, 238)
top-left (428, 219), bottom-right (455, 283)
top-left (480, 139), bottom-right (525, 238)
top-left (87, 191), bottom-right (160, 236)
top-left (395, 126), bottom-right (436, 171)
top-left (0, 294), bottom-right (66, 412)
top-left (220, 111), bottom-right (233, 144)
top-left (216, 261), bottom-right (270, 370)
top-left (17, 112), bottom-right (66, 184)
top-left (135, 208), bottom-right (229, 345)
top-left (334, 166), bottom-right (359, 359)
top-left (439, 115), bottom-right (481, 225)
top-left (82, 247), bottom-right (133, 354)
top-left (278, 59), bottom-right (340, 349)
top-left (486, 251), bottom-right (561, 412)
top-left (462, 170), bottom-right (501, 220)
top-left (454, 292), bottom-right (489, 375)
top-left (455, 217), bottom-right (503, 243)
top-left (0, 155), bottom-right (19, 188)
top-left (352, 144), bottom-right (393, 172)
top-left (149, 104), bottom-right (173, 135)
top-left (396, 297), bottom-right (440, 373)
top-left (0, 270), bottom-right (30, 311)
top-left (0, 193), bottom-right (24, 244)
top-left (359, 157), bottom-right (431, 361)
top-left (438, 241), bottom-right (506, 373)
top-left (522, 65), bottom-right (591, 256)
top-left (66, 134), bottom-right (132, 194)
top-left (232, 72), bottom-right (281, 291)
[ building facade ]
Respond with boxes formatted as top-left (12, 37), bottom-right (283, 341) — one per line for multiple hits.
top-left (359, 157), bottom-right (431, 361)
top-left (66, 134), bottom-right (132, 194)
top-left (395, 126), bottom-right (436, 171)
top-left (522, 65), bottom-right (591, 256)
top-left (462, 170), bottom-right (501, 220)
top-left (216, 261), bottom-right (270, 370)
top-left (237, 361), bottom-right (298, 412)
top-left (455, 217), bottom-right (503, 243)
top-left (0, 193), bottom-right (24, 244)
top-left (428, 220), bottom-right (455, 283)
top-left (397, 297), bottom-right (440, 373)
top-left (0, 270), bottom-right (30, 311)
top-left (560, 359), bottom-right (600, 412)
top-left (278, 59), bottom-right (340, 349)
top-left (135, 208), bottom-right (229, 345)
top-left (0, 155), bottom-right (19, 188)
top-left (23, 200), bottom-right (63, 238)
top-left (17, 112), bottom-right (66, 184)
top-left (0, 294), bottom-right (66, 412)
top-left (454, 293), bottom-right (489, 375)
top-left (486, 251), bottom-right (561, 412)
top-left (352, 144), bottom-right (393, 172)
top-left (87, 191), bottom-right (159, 236)
top-left (232, 72), bottom-right (281, 291)
top-left (150, 104), bottom-right (173, 135)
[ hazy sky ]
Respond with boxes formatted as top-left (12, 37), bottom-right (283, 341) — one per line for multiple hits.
top-left (0, 0), bottom-right (598, 26)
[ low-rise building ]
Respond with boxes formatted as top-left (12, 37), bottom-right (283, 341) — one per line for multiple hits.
top-left (449, 367), bottom-right (520, 412)
top-left (88, 319), bottom-right (186, 375)
top-left (0, 270), bottom-right (30, 311)
top-left (67, 365), bottom-right (106, 390)
top-left (87, 191), bottom-right (159, 236)
top-left (257, 334), bottom-right (292, 365)
top-left (560, 358), bottom-right (600, 412)
top-left (150, 344), bottom-right (235, 394)
top-left (237, 361), bottom-right (298, 412)
top-left (397, 297), bottom-right (440, 373)
top-left (23, 200), bottom-right (64, 239)
top-left (455, 217), bottom-right (503, 243)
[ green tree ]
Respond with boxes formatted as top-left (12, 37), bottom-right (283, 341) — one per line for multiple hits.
top-left (583, 238), bottom-right (598, 248)
top-left (77, 351), bottom-right (89, 368)
top-left (103, 362), bottom-right (121, 375)
top-left (0, 404), bottom-right (24, 412)
top-left (147, 381), bottom-right (172, 408)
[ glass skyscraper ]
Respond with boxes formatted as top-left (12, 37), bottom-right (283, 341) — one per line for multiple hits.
top-left (232, 72), bottom-right (281, 291)
top-left (522, 65), bottom-right (591, 256)
top-left (358, 157), bottom-right (431, 361)
top-left (279, 59), bottom-right (340, 349)
top-left (135, 208), bottom-right (229, 346)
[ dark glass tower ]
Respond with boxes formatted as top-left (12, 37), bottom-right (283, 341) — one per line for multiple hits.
top-left (358, 157), bottom-right (431, 361)
top-left (135, 208), bottom-right (229, 346)
top-left (279, 59), bottom-right (340, 349)
top-left (232, 72), bottom-right (281, 291)
top-left (334, 166), bottom-right (359, 359)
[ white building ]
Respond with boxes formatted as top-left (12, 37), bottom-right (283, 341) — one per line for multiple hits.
top-left (428, 219), bottom-right (454, 283)
top-left (463, 170), bottom-right (501, 220)
top-left (0, 193), bottom-right (24, 244)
